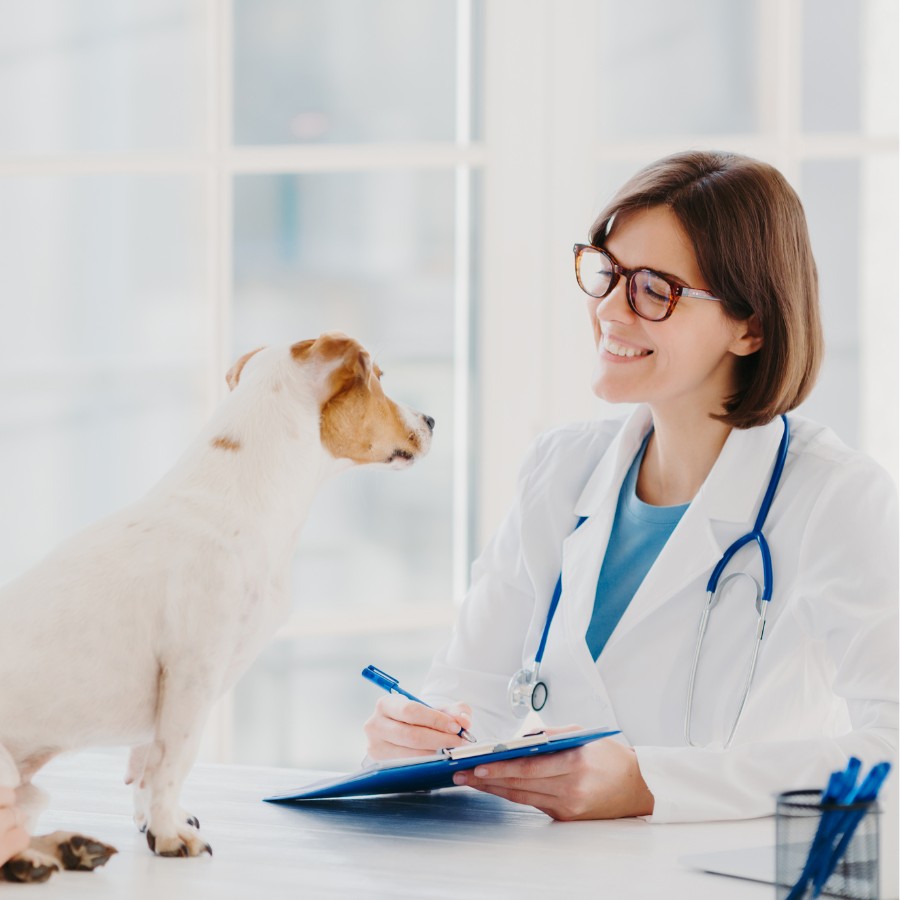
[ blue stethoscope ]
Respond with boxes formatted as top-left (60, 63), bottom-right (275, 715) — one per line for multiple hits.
top-left (507, 415), bottom-right (790, 750)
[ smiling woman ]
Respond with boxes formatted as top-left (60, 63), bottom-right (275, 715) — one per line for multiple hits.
top-left (364, 150), bottom-right (898, 827)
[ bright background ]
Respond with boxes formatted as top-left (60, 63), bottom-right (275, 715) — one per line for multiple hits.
top-left (0, 0), bottom-right (896, 770)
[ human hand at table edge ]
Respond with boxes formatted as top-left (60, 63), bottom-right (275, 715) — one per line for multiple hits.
top-left (0, 787), bottom-right (30, 867)
top-left (450, 726), bottom-right (655, 820)
top-left (364, 694), bottom-right (473, 760)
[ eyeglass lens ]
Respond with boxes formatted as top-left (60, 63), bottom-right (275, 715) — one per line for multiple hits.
top-left (577, 247), bottom-right (673, 321)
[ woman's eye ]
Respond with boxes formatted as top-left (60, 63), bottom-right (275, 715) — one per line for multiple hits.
top-left (642, 276), bottom-right (671, 303)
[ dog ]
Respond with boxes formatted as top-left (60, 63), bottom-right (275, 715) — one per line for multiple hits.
top-left (0, 332), bottom-right (434, 882)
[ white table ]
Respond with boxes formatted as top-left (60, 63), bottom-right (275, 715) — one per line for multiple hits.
top-left (0, 750), bottom-right (814, 898)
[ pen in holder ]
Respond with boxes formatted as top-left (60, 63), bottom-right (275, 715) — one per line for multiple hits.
top-left (776, 789), bottom-right (880, 900)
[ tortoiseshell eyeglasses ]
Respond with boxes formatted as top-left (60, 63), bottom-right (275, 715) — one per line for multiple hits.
top-left (573, 243), bottom-right (723, 322)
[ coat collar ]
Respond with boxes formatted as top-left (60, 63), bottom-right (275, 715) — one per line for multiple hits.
top-left (573, 406), bottom-right (653, 519)
top-left (573, 405), bottom-right (788, 527)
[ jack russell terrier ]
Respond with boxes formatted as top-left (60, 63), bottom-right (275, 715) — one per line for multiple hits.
top-left (0, 333), bottom-right (434, 883)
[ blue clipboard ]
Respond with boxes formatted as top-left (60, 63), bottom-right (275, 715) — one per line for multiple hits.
top-left (263, 727), bottom-right (619, 802)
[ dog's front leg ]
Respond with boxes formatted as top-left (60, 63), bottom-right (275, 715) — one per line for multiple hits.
top-left (126, 744), bottom-right (151, 834)
top-left (141, 666), bottom-right (214, 858)
top-left (127, 743), bottom-right (201, 836)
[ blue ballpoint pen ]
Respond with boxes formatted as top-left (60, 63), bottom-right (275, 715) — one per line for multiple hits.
top-left (362, 664), bottom-right (477, 743)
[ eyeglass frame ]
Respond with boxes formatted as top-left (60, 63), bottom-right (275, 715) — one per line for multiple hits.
top-left (572, 243), bottom-right (724, 322)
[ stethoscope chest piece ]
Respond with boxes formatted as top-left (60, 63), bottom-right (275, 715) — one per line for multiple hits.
top-left (508, 666), bottom-right (548, 718)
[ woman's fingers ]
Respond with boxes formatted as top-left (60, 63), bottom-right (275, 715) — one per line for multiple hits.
top-left (0, 825), bottom-right (29, 866)
top-left (364, 695), bottom-right (473, 759)
top-left (0, 789), bottom-right (30, 865)
top-left (458, 781), bottom-right (562, 818)
top-left (377, 714), bottom-right (468, 752)
top-left (0, 794), bottom-right (29, 862)
top-left (381, 695), bottom-right (468, 733)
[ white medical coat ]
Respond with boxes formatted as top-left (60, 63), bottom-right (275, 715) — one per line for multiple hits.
top-left (422, 406), bottom-right (899, 822)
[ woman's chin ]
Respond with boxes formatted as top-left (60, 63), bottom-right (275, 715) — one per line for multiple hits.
top-left (591, 368), bottom-right (639, 405)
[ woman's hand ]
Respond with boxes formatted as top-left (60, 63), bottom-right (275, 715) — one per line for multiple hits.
top-left (0, 787), bottom-right (29, 866)
top-left (450, 729), bottom-right (655, 820)
top-left (364, 694), bottom-right (473, 760)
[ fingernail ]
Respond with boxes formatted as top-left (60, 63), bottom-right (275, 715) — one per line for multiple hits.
top-left (452, 774), bottom-right (466, 786)
top-left (474, 766), bottom-right (489, 777)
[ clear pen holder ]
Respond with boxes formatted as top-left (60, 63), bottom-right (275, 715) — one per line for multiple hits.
top-left (776, 789), bottom-right (880, 900)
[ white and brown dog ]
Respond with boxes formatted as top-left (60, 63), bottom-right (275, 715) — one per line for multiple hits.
top-left (0, 333), bottom-right (433, 882)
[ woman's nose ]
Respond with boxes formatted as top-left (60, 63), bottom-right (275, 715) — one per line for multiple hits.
top-left (595, 278), bottom-right (635, 321)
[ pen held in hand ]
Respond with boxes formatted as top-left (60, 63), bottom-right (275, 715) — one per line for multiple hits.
top-left (362, 664), bottom-right (477, 743)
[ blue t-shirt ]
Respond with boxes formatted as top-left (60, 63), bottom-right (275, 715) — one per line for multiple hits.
top-left (585, 437), bottom-right (689, 660)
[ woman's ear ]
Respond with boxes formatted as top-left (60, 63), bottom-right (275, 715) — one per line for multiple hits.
top-left (730, 314), bottom-right (764, 357)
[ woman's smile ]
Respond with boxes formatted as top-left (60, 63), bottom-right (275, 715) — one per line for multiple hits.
top-left (599, 333), bottom-right (653, 360)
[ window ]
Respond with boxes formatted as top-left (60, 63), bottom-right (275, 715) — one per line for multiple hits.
top-left (0, 0), bottom-right (895, 771)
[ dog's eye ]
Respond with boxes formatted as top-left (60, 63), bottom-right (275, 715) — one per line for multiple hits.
top-left (373, 366), bottom-right (383, 380)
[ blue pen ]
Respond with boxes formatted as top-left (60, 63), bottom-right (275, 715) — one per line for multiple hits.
top-left (362, 665), bottom-right (477, 743)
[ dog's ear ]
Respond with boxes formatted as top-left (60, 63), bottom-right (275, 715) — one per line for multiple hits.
top-left (293, 333), bottom-right (360, 363)
top-left (225, 346), bottom-right (265, 391)
top-left (293, 333), bottom-right (369, 396)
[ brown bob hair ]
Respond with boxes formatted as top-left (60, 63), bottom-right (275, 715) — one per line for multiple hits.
top-left (589, 150), bottom-right (823, 429)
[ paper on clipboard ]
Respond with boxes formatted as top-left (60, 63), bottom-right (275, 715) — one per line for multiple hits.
top-left (263, 727), bottom-right (619, 803)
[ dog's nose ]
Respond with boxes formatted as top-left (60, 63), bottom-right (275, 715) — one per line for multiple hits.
top-left (423, 415), bottom-right (435, 432)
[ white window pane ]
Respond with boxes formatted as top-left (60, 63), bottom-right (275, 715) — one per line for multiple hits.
top-left (0, 175), bottom-right (208, 579)
top-left (796, 159), bottom-right (860, 446)
top-left (233, 0), bottom-right (457, 144)
top-left (234, 172), bottom-right (455, 356)
top-left (802, 0), bottom-right (862, 133)
top-left (594, 0), bottom-right (758, 138)
top-left (804, 0), bottom-right (899, 137)
top-left (0, 1), bottom-right (207, 156)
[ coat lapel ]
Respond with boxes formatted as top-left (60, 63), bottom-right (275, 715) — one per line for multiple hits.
top-left (552, 407), bottom-right (651, 682)
top-left (599, 414), bottom-right (789, 654)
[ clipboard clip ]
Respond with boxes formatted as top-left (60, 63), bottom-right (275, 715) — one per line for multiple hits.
top-left (443, 732), bottom-right (549, 761)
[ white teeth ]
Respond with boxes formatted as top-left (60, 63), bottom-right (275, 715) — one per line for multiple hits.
top-left (602, 336), bottom-right (650, 358)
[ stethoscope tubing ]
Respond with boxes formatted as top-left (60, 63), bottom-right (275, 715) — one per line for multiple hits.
top-left (706, 414), bottom-right (789, 602)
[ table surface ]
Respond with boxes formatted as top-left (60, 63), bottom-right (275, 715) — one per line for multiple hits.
top-left (1, 749), bottom-right (791, 899)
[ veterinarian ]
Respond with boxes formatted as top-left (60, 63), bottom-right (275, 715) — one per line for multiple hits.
top-left (363, 150), bottom-right (899, 823)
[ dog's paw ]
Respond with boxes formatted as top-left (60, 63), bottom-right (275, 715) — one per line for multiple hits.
top-left (41, 831), bottom-right (118, 871)
top-left (1, 848), bottom-right (60, 883)
top-left (147, 826), bottom-right (212, 858)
